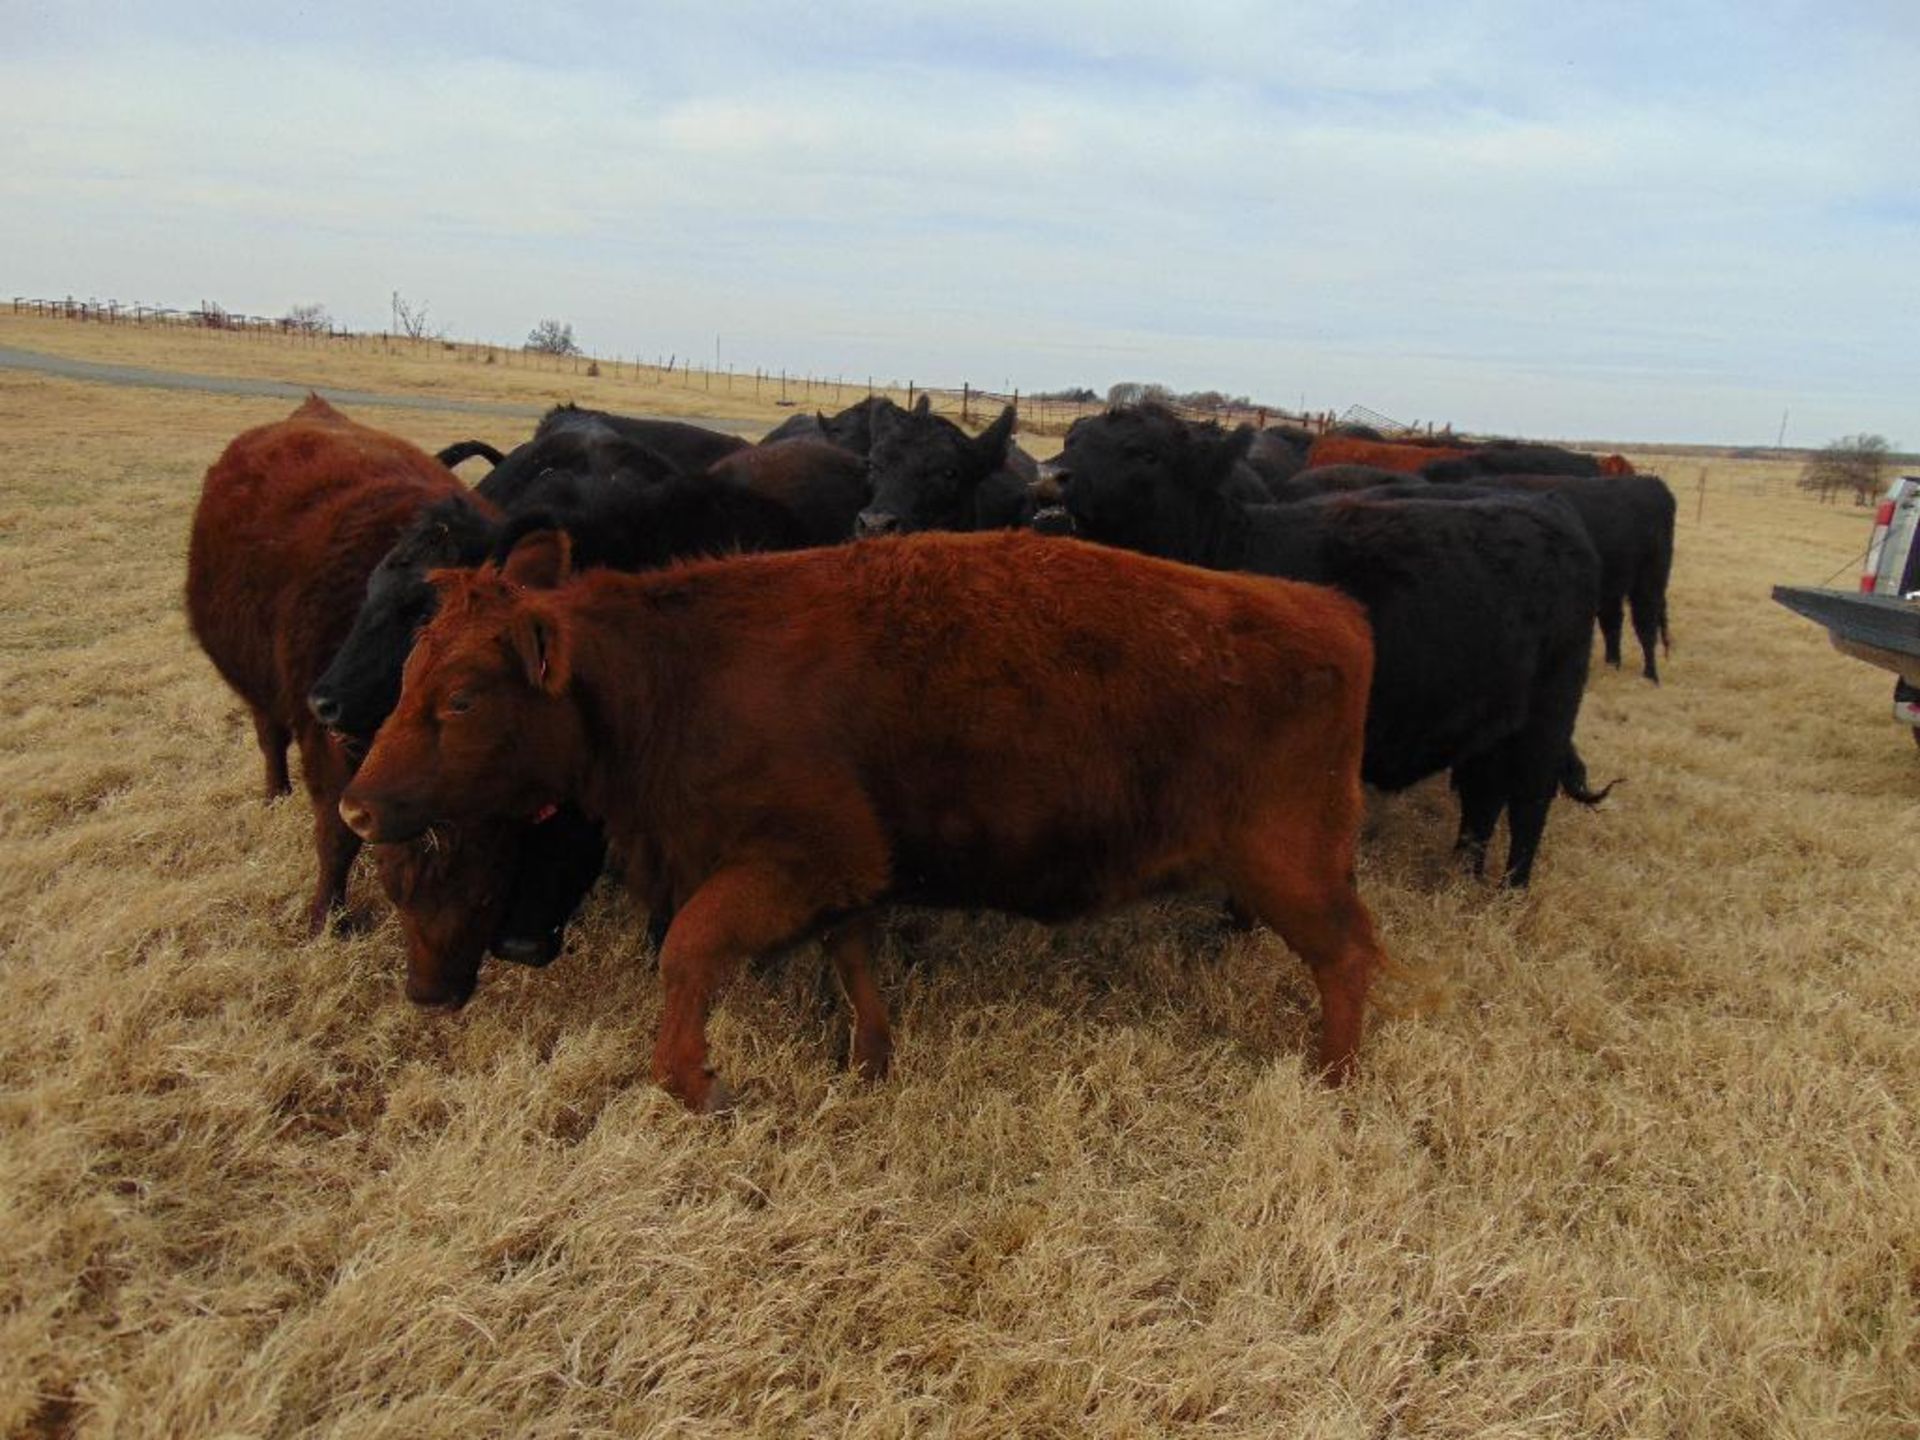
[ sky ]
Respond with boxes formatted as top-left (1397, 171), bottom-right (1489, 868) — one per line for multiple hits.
top-left (3, 1), bottom-right (1916, 445)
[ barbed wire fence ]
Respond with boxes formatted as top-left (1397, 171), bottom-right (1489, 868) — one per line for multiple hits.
top-left (9, 295), bottom-right (1449, 440)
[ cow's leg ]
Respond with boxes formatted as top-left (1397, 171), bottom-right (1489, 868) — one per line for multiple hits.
top-left (1501, 789), bottom-right (1555, 889)
top-left (296, 727), bottom-right (360, 935)
top-left (821, 911), bottom-right (891, 1080)
top-left (1228, 853), bottom-right (1383, 1085)
top-left (653, 863), bottom-right (826, 1113)
top-left (1597, 592), bottom-right (1625, 669)
top-left (252, 706), bottom-right (292, 799)
top-left (1450, 755), bottom-right (1507, 879)
top-left (1628, 589), bottom-right (1662, 684)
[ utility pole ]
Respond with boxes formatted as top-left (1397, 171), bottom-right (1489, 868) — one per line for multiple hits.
top-left (1776, 408), bottom-right (1789, 449)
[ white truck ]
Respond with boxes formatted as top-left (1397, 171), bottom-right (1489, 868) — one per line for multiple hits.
top-left (1774, 475), bottom-right (1920, 748)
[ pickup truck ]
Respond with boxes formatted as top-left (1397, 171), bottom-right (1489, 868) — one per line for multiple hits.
top-left (1773, 475), bottom-right (1920, 748)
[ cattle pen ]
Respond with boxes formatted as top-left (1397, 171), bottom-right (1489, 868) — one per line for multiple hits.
top-left (1, 313), bottom-right (1916, 1439)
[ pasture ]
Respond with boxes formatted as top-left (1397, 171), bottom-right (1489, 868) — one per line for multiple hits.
top-left (3, 345), bottom-right (1917, 1437)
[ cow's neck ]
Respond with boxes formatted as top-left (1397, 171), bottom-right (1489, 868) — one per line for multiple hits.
top-left (559, 579), bottom-right (692, 850)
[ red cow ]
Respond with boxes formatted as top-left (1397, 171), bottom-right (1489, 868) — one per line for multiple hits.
top-left (185, 396), bottom-right (514, 971)
top-left (339, 529), bottom-right (1391, 1111)
top-left (1304, 434), bottom-right (1472, 473)
top-left (1598, 454), bottom-right (1637, 476)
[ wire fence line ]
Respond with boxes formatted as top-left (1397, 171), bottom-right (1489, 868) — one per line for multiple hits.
top-left (10, 294), bottom-right (1438, 440)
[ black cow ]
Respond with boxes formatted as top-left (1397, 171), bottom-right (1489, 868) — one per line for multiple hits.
top-left (1263, 463), bottom-right (1409, 503)
top-left (311, 472), bottom-right (807, 738)
top-left (1046, 405), bottom-right (1609, 887)
top-left (1438, 440), bottom-right (1605, 478)
top-left (857, 399), bottom-right (1027, 535)
top-left (1244, 425), bottom-right (1313, 490)
top-left (760, 394), bottom-right (900, 454)
top-left (1421, 463), bottom-right (1677, 681)
top-left (473, 423), bottom-right (687, 512)
top-left (760, 411), bottom-right (826, 445)
top-left (308, 456), bottom-right (812, 964)
top-left (535, 403), bottom-right (749, 473)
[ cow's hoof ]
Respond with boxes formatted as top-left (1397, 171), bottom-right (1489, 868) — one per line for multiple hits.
top-left (698, 1075), bottom-right (737, 1116)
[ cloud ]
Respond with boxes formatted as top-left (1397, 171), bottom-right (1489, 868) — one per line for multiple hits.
top-left (2, 3), bottom-right (1915, 442)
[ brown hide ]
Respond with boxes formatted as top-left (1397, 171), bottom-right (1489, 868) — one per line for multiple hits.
top-left (344, 530), bottom-right (1389, 1110)
top-left (1304, 434), bottom-right (1472, 473)
top-left (703, 438), bottom-right (869, 544)
top-left (184, 396), bottom-right (511, 989)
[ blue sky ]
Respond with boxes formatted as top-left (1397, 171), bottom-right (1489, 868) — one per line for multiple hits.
top-left (4, 1), bottom-right (1916, 444)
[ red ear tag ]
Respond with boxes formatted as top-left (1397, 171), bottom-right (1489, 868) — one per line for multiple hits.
top-left (532, 803), bottom-right (558, 824)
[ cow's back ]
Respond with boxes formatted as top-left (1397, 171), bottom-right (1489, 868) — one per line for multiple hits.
top-left (186, 398), bottom-right (466, 720)
top-left (1305, 434), bottom-right (1470, 473)
top-left (609, 532), bottom-right (1373, 918)
top-left (705, 439), bottom-right (870, 544)
top-left (1293, 494), bottom-right (1599, 789)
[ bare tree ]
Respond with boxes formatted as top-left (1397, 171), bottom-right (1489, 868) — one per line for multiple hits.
top-left (390, 291), bottom-right (444, 341)
top-left (283, 303), bottom-right (331, 335)
top-left (525, 319), bottom-right (582, 356)
top-left (1799, 434), bottom-right (1892, 505)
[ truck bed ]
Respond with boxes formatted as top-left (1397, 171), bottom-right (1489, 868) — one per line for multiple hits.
top-left (1773, 585), bottom-right (1920, 684)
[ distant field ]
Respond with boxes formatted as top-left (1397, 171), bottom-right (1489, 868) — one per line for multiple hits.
top-left (2, 344), bottom-right (1916, 1438)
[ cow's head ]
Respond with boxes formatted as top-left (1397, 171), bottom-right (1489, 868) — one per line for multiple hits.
top-left (820, 393), bottom-right (898, 456)
top-left (857, 400), bottom-right (1017, 536)
top-left (309, 497), bottom-right (497, 738)
top-left (339, 529), bottom-right (585, 848)
top-left (371, 801), bottom-right (606, 1009)
top-left (1049, 403), bottom-right (1256, 550)
top-left (374, 823), bottom-right (519, 1007)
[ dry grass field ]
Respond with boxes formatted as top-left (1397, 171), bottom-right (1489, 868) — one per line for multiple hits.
top-left (3, 346), bottom-right (1917, 1438)
top-left (0, 313), bottom-right (911, 430)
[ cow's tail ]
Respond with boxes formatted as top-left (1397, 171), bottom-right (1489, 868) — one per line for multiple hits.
top-left (436, 439), bottom-right (505, 470)
top-left (1562, 746), bottom-right (1622, 805)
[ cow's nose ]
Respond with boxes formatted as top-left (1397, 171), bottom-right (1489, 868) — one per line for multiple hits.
top-left (309, 689), bottom-right (342, 727)
top-left (338, 796), bottom-right (378, 840)
top-left (855, 510), bottom-right (899, 538)
top-left (1030, 505), bottom-right (1075, 537)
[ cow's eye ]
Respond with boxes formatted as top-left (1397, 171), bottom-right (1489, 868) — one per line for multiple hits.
top-left (444, 691), bottom-right (473, 716)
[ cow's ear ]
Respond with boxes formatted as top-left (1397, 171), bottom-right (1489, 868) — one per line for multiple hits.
top-left (914, 393), bottom-right (931, 416)
top-left (500, 528), bottom-right (573, 589)
top-left (975, 405), bottom-right (1016, 465)
top-left (508, 602), bottom-right (572, 695)
top-left (1208, 424), bottom-right (1258, 480)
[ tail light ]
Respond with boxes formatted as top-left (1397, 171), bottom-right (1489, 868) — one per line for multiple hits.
top-left (1861, 499), bottom-right (1897, 593)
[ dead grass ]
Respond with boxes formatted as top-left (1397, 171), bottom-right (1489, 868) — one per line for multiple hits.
top-left (2, 361), bottom-right (1917, 1438)
top-left (0, 313), bottom-right (903, 430)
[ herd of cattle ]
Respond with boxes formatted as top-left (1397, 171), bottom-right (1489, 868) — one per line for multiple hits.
top-left (185, 392), bottom-right (1676, 1109)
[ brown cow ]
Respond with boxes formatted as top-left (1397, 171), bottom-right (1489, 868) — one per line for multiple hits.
top-left (1598, 453), bottom-right (1636, 476)
top-left (1304, 434), bottom-right (1472, 473)
top-left (339, 529), bottom-right (1389, 1111)
top-left (185, 396), bottom-right (514, 964)
top-left (703, 438), bottom-right (870, 544)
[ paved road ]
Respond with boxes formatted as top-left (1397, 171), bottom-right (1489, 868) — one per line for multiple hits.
top-left (0, 344), bottom-right (763, 436)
